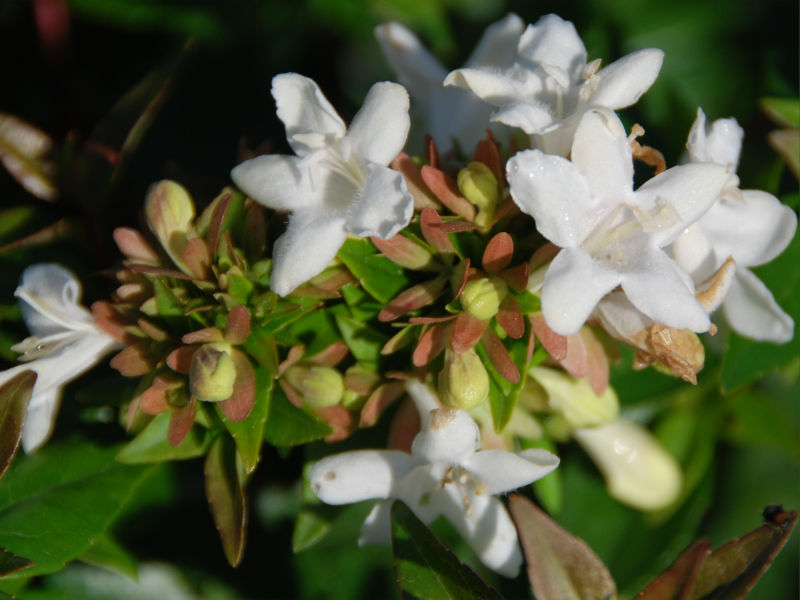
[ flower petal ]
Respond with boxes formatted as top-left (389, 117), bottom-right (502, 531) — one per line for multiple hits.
top-left (635, 162), bottom-right (731, 246)
top-left (270, 212), bottom-right (348, 296)
top-left (687, 107), bottom-right (743, 170)
top-left (462, 448), bottom-right (559, 495)
top-left (444, 68), bottom-right (527, 107)
top-left (570, 109), bottom-right (633, 206)
top-left (310, 450), bottom-right (422, 504)
top-left (359, 500), bottom-right (394, 546)
top-left (492, 101), bottom-right (555, 133)
top-left (346, 82), bottom-right (410, 165)
top-left (722, 268), bottom-right (794, 343)
top-left (517, 15), bottom-right (586, 79)
top-left (374, 23), bottom-right (447, 100)
top-left (465, 13), bottom-right (524, 68)
top-left (231, 154), bottom-right (320, 212)
top-left (507, 149), bottom-right (593, 247)
top-left (620, 242), bottom-right (710, 332)
top-left (345, 164), bottom-right (413, 239)
top-left (271, 73), bottom-right (346, 156)
top-left (590, 48), bottom-right (664, 110)
top-left (541, 247), bottom-right (622, 335)
top-left (21, 386), bottom-right (59, 453)
top-left (15, 264), bottom-right (95, 336)
top-left (700, 189), bottom-right (797, 268)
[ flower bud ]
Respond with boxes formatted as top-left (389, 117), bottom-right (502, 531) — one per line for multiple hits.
top-left (284, 364), bottom-right (344, 408)
top-left (458, 161), bottom-right (499, 229)
top-left (461, 277), bottom-right (507, 321)
top-left (529, 366), bottom-right (618, 429)
top-left (145, 180), bottom-right (196, 272)
top-left (438, 348), bottom-right (489, 410)
top-left (189, 343), bottom-right (236, 402)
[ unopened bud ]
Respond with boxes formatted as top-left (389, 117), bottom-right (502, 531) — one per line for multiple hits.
top-left (189, 343), bottom-right (236, 402)
top-left (461, 277), bottom-right (507, 321)
top-left (438, 348), bottom-right (489, 410)
top-left (145, 180), bottom-right (196, 272)
top-left (284, 365), bottom-right (344, 408)
top-left (457, 162), bottom-right (499, 229)
top-left (529, 366), bottom-right (618, 429)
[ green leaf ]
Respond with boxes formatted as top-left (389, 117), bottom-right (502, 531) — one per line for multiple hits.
top-left (0, 548), bottom-right (33, 578)
top-left (391, 500), bottom-right (504, 600)
top-left (217, 366), bottom-right (272, 474)
top-left (116, 412), bottom-right (217, 464)
top-left (283, 307), bottom-right (341, 356)
top-left (0, 207), bottom-right (35, 242)
top-left (78, 534), bottom-right (138, 580)
top-left (204, 436), bottom-right (248, 567)
top-left (0, 440), bottom-right (155, 578)
top-left (152, 277), bottom-right (185, 318)
top-left (475, 342), bottom-right (515, 432)
top-left (510, 290), bottom-right (541, 315)
top-left (242, 327), bottom-right (280, 375)
top-left (0, 370), bottom-right (36, 480)
top-left (508, 494), bottom-right (617, 600)
top-left (760, 97), bottom-right (800, 127)
top-left (292, 508), bottom-right (334, 553)
top-left (337, 238), bottom-right (410, 303)
top-left (262, 385), bottom-right (331, 447)
top-left (334, 311), bottom-right (387, 370)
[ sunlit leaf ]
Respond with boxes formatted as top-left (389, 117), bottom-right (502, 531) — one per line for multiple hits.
top-left (337, 238), bottom-right (410, 304)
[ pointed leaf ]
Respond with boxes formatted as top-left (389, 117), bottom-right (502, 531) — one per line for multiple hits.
top-left (218, 350), bottom-right (256, 422)
top-left (483, 233), bottom-right (514, 274)
top-left (79, 533), bottom-right (139, 580)
top-left (0, 547), bottom-right (33, 577)
top-left (167, 397), bottom-right (196, 447)
top-left (116, 411), bottom-right (216, 463)
top-left (218, 366), bottom-right (272, 474)
top-left (413, 324), bottom-right (448, 367)
top-left (481, 329), bottom-right (520, 384)
top-left (451, 312), bottom-right (488, 354)
top-left (204, 436), bottom-right (247, 567)
top-left (242, 327), bottom-right (280, 376)
top-left (391, 500), bottom-right (505, 600)
top-left (0, 370), bottom-right (36, 480)
top-left (371, 234), bottom-right (437, 271)
top-left (497, 295), bottom-right (524, 339)
top-left (337, 238), bottom-right (410, 303)
top-left (508, 494), bottom-right (617, 600)
top-left (420, 207), bottom-right (455, 255)
top-left (379, 277), bottom-right (447, 322)
top-left (262, 386), bottom-right (331, 447)
top-left (635, 540), bottom-right (709, 600)
top-left (420, 166), bottom-right (477, 221)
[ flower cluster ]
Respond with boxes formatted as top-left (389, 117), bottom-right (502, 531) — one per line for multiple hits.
top-left (0, 10), bottom-right (795, 583)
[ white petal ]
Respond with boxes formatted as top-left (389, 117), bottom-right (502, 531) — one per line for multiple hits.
top-left (358, 500), bottom-right (393, 546)
top-left (570, 109), bottom-right (633, 204)
top-left (635, 162), bottom-right (731, 246)
top-left (492, 101), bottom-right (555, 133)
top-left (593, 291), bottom-right (654, 339)
top-left (411, 409), bottom-right (480, 464)
top-left (590, 49), bottom-right (664, 110)
top-left (722, 268), bottom-right (794, 343)
top-left (344, 164), bottom-right (412, 239)
top-left (574, 419), bottom-right (683, 511)
top-left (620, 242), bottom-right (710, 332)
top-left (530, 366), bottom-right (619, 428)
top-left (507, 149), bottom-right (593, 247)
top-left (670, 223), bottom-right (717, 281)
top-left (374, 23), bottom-right (447, 99)
top-left (541, 247), bottom-right (622, 335)
top-left (405, 379), bottom-right (441, 428)
top-left (687, 108), bottom-right (743, 170)
top-left (271, 73), bottom-right (346, 156)
top-left (15, 264), bottom-right (95, 336)
top-left (231, 154), bottom-right (320, 211)
top-left (462, 448), bottom-right (559, 495)
top-left (346, 82), bottom-right (410, 165)
top-left (270, 212), bottom-right (348, 296)
top-left (465, 13), bottom-right (525, 68)
top-left (517, 15), bottom-right (586, 80)
top-left (444, 68), bottom-right (526, 107)
top-left (699, 189), bottom-right (797, 268)
top-left (21, 387), bottom-right (60, 453)
top-left (310, 450), bottom-right (421, 504)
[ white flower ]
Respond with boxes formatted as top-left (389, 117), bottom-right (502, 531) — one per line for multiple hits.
top-left (310, 379), bottom-right (559, 577)
top-left (507, 109), bottom-right (731, 336)
top-left (573, 418), bottom-right (682, 511)
top-left (375, 13), bottom-right (523, 153)
top-left (445, 14), bottom-right (664, 156)
top-left (0, 264), bottom-right (119, 452)
top-left (672, 108), bottom-right (797, 342)
top-left (231, 73), bottom-right (413, 296)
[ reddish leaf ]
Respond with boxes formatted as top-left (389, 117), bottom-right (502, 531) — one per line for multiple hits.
top-left (0, 371), bottom-right (36, 480)
top-left (167, 345), bottom-right (196, 374)
top-left (413, 324), bottom-right (448, 367)
top-left (204, 436), bottom-right (248, 567)
top-left (183, 237), bottom-right (211, 280)
top-left (206, 190), bottom-right (232, 256)
top-left (113, 227), bottom-right (160, 263)
top-left (635, 540), bottom-right (709, 600)
top-left (91, 300), bottom-right (136, 344)
top-left (139, 384), bottom-right (170, 415)
top-left (581, 328), bottom-right (609, 396)
top-left (501, 262), bottom-right (530, 293)
top-left (244, 201), bottom-right (267, 261)
top-left (481, 328), bottom-right (520, 383)
top-left (530, 242), bottom-right (560, 270)
top-left (317, 405), bottom-right (356, 442)
top-left (437, 220), bottom-right (478, 234)
top-left (409, 315), bottom-right (457, 325)
top-left (379, 277), bottom-right (447, 322)
top-left (387, 397), bottom-right (421, 453)
top-left (451, 312), bottom-right (487, 354)
top-left (390, 152), bottom-right (439, 210)
top-left (168, 397), bottom-right (196, 447)
top-left (218, 350), bottom-right (255, 422)
top-left (561, 333), bottom-right (590, 379)
top-left (110, 343), bottom-right (153, 376)
top-left (420, 166), bottom-right (476, 221)
top-left (360, 382), bottom-right (405, 427)
top-left (451, 257), bottom-right (471, 300)
top-left (225, 305), bottom-right (251, 345)
top-left (474, 136), bottom-right (504, 186)
top-left (308, 341), bottom-right (349, 367)
top-left (497, 295), bottom-right (525, 339)
top-left (420, 208), bottom-right (454, 255)
top-left (371, 234), bottom-right (436, 271)
top-left (182, 327), bottom-right (224, 345)
top-left (483, 232), bottom-right (514, 274)
top-left (425, 134), bottom-right (440, 169)
top-left (531, 313), bottom-right (567, 360)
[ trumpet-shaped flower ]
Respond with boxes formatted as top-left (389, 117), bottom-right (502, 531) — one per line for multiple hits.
top-left (375, 13), bottom-right (523, 153)
top-left (507, 109), bottom-right (731, 336)
top-left (231, 74), bottom-right (413, 296)
top-left (671, 108), bottom-right (797, 342)
top-left (445, 14), bottom-right (664, 156)
top-left (310, 379), bottom-right (559, 576)
top-left (0, 264), bottom-right (119, 452)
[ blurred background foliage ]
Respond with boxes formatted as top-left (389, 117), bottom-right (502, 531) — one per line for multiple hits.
top-left (0, 0), bottom-right (797, 598)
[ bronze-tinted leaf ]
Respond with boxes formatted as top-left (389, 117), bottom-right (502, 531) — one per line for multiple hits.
top-left (483, 232), bottom-right (514, 274)
top-left (420, 207), bottom-right (454, 255)
top-left (420, 166), bottom-right (477, 221)
top-left (167, 397), bottom-right (196, 447)
top-left (413, 323), bottom-right (448, 367)
top-left (218, 350), bottom-right (255, 422)
top-left (635, 540), bottom-right (709, 600)
top-left (509, 494), bottom-right (617, 600)
top-left (204, 436), bottom-right (248, 567)
top-left (0, 371), bottom-right (37, 480)
top-left (224, 305), bottom-right (251, 345)
top-left (451, 312), bottom-right (487, 354)
top-left (481, 328), bottom-right (520, 384)
top-left (371, 233), bottom-right (437, 271)
top-left (497, 295), bottom-right (525, 339)
top-left (531, 312), bottom-right (568, 361)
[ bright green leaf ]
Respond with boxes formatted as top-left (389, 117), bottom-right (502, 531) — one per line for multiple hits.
top-left (116, 412), bottom-right (217, 464)
top-left (262, 386), bottom-right (331, 447)
top-left (337, 238), bottom-right (410, 304)
top-left (0, 548), bottom-right (33, 578)
top-left (79, 534), bottom-right (138, 580)
top-left (334, 311), bottom-right (386, 370)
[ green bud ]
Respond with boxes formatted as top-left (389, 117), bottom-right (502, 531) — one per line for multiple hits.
top-left (189, 343), bottom-right (236, 402)
top-left (461, 277), bottom-right (507, 321)
top-left (438, 348), bottom-right (490, 410)
top-left (457, 162), bottom-right (499, 229)
top-left (145, 180), bottom-right (196, 272)
top-left (530, 366), bottom-right (619, 430)
top-left (284, 365), bottom-right (344, 408)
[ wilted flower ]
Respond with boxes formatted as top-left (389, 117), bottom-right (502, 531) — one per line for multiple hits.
top-left (310, 379), bottom-right (559, 576)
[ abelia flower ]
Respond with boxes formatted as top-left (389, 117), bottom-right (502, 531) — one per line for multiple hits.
top-left (310, 379), bottom-right (559, 576)
top-left (507, 108), bottom-right (731, 336)
top-left (231, 73), bottom-right (413, 296)
top-left (0, 264), bottom-right (119, 451)
top-left (445, 13), bottom-right (664, 156)
top-left (375, 14), bottom-right (524, 153)
top-left (671, 108), bottom-right (797, 342)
